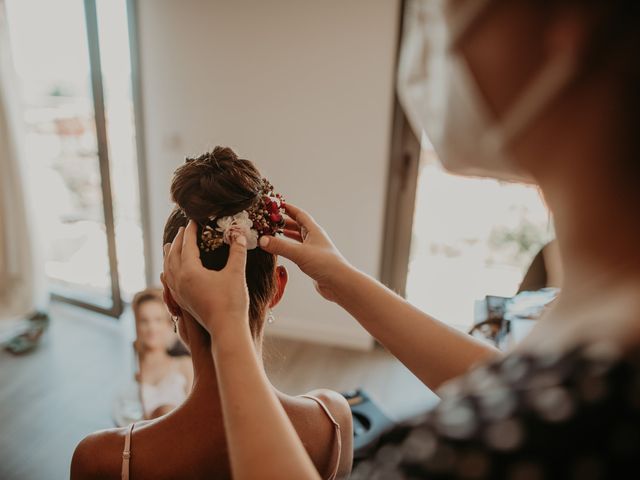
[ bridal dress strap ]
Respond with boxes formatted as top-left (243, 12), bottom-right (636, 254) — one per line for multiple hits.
top-left (121, 423), bottom-right (135, 480)
top-left (299, 394), bottom-right (342, 480)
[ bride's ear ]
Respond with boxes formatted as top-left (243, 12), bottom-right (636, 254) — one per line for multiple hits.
top-left (269, 265), bottom-right (288, 308)
top-left (160, 273), bottom-right (182, 318)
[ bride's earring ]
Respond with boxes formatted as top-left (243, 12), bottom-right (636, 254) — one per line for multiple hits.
top-left (266, 309), bottom-right (275, 325)
top-left (172, 316), bottom-right (178, 333)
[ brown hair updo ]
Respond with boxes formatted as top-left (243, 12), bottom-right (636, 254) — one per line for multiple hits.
top-left (163, 146), bottom-right (278, 337)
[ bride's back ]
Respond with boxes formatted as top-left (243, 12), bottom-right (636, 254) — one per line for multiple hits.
top-left (71, 385), bottom-right (352, 479)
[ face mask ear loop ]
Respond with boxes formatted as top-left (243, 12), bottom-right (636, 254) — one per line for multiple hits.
top-left (446, 0), bottom-right (578, 156)
top-left (446, 0), bottom-right (494, 51)
top-left (547, 209), bottom-right (556, 240)
top-left (484, 52), bottom-right (578, 153)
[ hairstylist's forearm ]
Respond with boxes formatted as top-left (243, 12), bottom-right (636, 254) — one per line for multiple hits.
top-left (210, 321), bottom-right (320, 480)
top-left (331, 263), bottom-right (501, 390)
top-left (257, 203), bottom-right (499, 389)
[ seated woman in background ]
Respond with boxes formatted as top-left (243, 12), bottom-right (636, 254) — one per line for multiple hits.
top-left (71, 146), bottom-right (353, 480)
top-left (132, 289), bottom-right (193, 419)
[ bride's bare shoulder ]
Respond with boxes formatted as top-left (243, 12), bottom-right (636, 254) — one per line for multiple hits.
top-left (70, 426), bottom-right (127, 480)
top-left (304, 388), bottom-right (349, 411)
top-left (302, 389), bottom-right (354, 478)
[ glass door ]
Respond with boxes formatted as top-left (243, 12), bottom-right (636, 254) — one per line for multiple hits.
top-left (405, 146), bottom-right (553, 331)
top-left (5, 0), bottom-right (146, 316)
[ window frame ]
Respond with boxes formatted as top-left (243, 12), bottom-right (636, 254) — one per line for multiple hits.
top-left (49, 0), bottom-right (123, 317)
top-left (379, 0), bottom-right (421, 297)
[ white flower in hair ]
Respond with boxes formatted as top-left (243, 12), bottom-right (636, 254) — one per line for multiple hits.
top-left (216, 210), bottom-right (259, 249)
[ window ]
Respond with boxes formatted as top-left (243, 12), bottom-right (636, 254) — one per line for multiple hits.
top-left (5, 0), bottom-right (146, 315)
top-left (404, 147), bottom-right (552, 330)
top-left (382, 0), bottom-right (554, 332)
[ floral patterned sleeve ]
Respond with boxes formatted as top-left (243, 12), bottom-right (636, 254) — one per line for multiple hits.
top-left (351, 343), bottom-right (640, 480)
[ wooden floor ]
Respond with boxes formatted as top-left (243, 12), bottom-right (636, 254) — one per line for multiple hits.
top-left (0, 302), bottom-right (438, 480)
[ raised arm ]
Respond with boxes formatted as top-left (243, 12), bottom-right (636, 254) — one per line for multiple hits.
top-left (162, 222), bottom-right (319, 480)
top-left (259, 203), bottom-right (500, 390)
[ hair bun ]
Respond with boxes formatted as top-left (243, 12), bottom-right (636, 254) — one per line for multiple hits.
top-left (170, 146), bottom-right (263, 222)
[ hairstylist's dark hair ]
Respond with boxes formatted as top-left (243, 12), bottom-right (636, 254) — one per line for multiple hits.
top-left (163, 146), bottom-right (277, 336)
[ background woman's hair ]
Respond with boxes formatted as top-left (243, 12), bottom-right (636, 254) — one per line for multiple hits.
top-left (163, 146), bottom-right (277, 336)
top-left (132, 288), bottom-right (166, 318)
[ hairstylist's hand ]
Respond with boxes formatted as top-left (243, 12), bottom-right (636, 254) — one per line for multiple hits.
top-left (258, 203), bottom-right (349, 302)
top-left (162, 220), bottom-right (250, 336)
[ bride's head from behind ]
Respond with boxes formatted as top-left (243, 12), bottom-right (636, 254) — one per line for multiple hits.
top-left (162, 146), bottom-right (288, 348)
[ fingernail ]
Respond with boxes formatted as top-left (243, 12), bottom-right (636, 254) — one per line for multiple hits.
top-left (236, 235), bottom-right (247, 247)
top-left (259, 236), bottom-right (269, 247)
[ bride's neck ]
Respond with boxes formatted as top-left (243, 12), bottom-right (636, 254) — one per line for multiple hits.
top-left (140, 346), bottom-right (169, 362)
top-left (181, 333), bottom-right (266, 411)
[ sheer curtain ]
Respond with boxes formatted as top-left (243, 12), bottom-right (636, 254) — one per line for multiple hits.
top-left (0, 0), bottom-right (47, 327)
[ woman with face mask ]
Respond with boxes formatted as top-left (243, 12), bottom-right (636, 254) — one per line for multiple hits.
top-left (162, 0), bottom-right (640, 478)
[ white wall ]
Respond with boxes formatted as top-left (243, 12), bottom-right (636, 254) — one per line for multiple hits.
top-left (137, 0), bottom-right (400, 349)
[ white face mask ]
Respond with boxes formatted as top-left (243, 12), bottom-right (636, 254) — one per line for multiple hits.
top-left (397, 0), bottom-right (576, 183)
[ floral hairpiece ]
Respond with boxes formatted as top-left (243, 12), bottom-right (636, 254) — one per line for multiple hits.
top-left (199, 178), bottom-right (285, 252)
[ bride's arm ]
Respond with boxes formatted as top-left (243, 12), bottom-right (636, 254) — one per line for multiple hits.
top-left (163, 223), bottom-right (319, 480)
top-left (259, 203), bottom-right (500, 391)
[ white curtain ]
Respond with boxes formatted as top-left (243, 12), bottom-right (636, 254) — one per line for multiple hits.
top-left (0, 0), bottom-right (47, 326)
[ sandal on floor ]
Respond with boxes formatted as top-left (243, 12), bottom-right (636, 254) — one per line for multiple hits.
top-left (4, 312), bottom-right (49, 355)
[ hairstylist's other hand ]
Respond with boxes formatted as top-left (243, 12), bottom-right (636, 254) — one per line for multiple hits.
top-left (258, 203), bottom-right (349, 302)
top-left (162, 220), bottom-right (250, 336)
